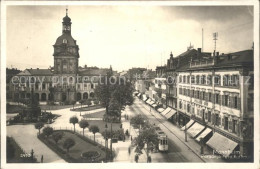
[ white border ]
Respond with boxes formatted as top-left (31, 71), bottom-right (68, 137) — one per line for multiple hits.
top-left (1, 1), bottom-right (259, 169)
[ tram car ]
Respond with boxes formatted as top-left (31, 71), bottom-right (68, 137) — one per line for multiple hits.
top-left (155, 127), bottom-right (168, 152)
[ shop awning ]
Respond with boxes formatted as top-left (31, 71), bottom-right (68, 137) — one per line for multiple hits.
top-left (181, 119), bottom-right (195, 131)
top-left (157, 108), bottom-right (165, 113)
top-left (206, 132), bottom-right (238, 157)
top-left (152, 103), bottom-right (158, 108)
top-left (161, 107), bottom-right (172, 116)
top-left (187, 122), bottom-right (205, 138)
top-left (196, 128), bottom-right (212, 142)
top-left (149, 101), bottom-right (155, 106)
top-left (145, 98), bottom-right (151, 104)
top-left (142, 95), bottom-right (148, 101)
top-left (165, 109), bottom-right (177, 119)
top-left (137, 93), bottom-right (141, 97)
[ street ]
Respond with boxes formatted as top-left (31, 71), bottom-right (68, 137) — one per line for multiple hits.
top-left (126, 98), bottom-right (205, 162)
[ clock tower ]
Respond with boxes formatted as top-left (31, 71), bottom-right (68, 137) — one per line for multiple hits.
top-left (53, 9), bottom-right (79, 75)
top-left (53, 9), bottom-right (79, 102)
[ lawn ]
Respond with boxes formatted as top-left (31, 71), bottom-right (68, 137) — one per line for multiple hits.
top-left (82, 109), bottom-right (106, 119)
top-left (39, 130), bottom-right (107, 163)
top-left (72, 105), bottom-right (103, 112)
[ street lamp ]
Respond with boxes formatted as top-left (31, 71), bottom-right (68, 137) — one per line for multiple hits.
top-left (105, 123), bottom-right (108, 162)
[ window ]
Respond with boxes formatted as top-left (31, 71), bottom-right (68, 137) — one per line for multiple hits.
top-left (187, 76), bottom-right (190, 83)
top-left (207, 75), bottom-right (212, 85)
top-left (91, 83), bottom-right (94, 89)
top-left (202, 91), bottom-right (205, 100)
top-left (191, 75), bottom-right (195, 84)
top-left (63, 39), bottom-right (67, 44)
top-left (215, 114), bottom-right (220, 126)
top-left (179, 88), bottom-right (182, 95)
top-left (187, 104), bottom-right (190, 113)
top-left (208, 93), bottom-right (212, 102)
top-left (224, 117), bottom-right (228, 130)
top-left (249, 74), bottom-right (254, 89)
top-left (183, 76), bottom-right (186, 83)
top-left (196, 75), bottom-right (200, 84)
top-left (232, 120), bottom-right (237, 134)
top-left (234, 96), bottom-right (238, 108)
top-left (179, 101), bottom-right (182, 109)
top-left (42, 83), bottom-right (46, 90)
top-left (208, 111), bottom-right (211, 122)
top-left (231, 75), bottom-right (239, 86)
top-left (191, 90), bottom-right (194, 97)
top-left (196, 91), bottom-right (200, 99)
top-left (35, 83), bottom-right (39, 90)
top-left (214, 75), bottom-right (220, 85)
top-left (201, 75), bottom-right (206, 84)
top-left (187, 89), bottom-right (190, 96)
top-left (224, 95), bottom-right (228, 106)
top-left (223, 75), bottom-right (229, 86)
top-left (179, 76), bottom-right (182, 83)
top-left (215, 93), bottom-right (219, 104)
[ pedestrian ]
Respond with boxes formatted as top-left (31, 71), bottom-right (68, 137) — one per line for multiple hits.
top-left (131, 135), bottom-right (132, 141)
top-left (135, 154), bottom-right (139, 163)
top-left (128, 147), bottom-right (131, 155)
top-left (41, 155), bottom-right (43, 163)
top-left (148, 155), bottom-right (152, 163)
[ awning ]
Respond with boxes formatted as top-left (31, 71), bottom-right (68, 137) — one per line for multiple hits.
top-left (187, 122), bottom-right (205, 138)
top-left (165, 109), bottom-right (177, 119)
top-left (149, 101), bottom-right (155, 106)
top-left (157, 108), bottom-right (165, 113)
top-left (196, 128), bottom-right (212, 142)
top-left (152, 103), bottom-right (158, 108)
top-left (145, 98), bottom-right (151, 104)
top-left (137, 93), bottom-right (141, 97)
top-left (181, 119), bottom-right (195, 131)
top-left (161, 107), bottom-right (172, 116)
top-left (142, 95), bottom-right (148, 101)
top-left (206, 132), bottom-right (238, 157)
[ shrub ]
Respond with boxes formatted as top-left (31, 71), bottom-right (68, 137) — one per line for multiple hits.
top-left (42, 126), bottom-right (54, 138)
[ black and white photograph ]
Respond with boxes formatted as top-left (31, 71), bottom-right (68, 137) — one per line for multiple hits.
top-left (1, 1), bottom-right (259, 169)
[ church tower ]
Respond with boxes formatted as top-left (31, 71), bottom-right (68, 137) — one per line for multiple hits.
top-left (53, 9), bottom-right (79, 75)
top-left (53, 8), bottom-right (79, 102)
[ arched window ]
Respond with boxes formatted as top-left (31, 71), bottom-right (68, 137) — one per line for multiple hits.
top-left (63, 39), bottom-right (67, 44)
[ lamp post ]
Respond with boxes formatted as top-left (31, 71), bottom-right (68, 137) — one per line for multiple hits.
top-left (105, 123), bottom-right (108, 162)
top-left (184, 117), bottom-right (187, 142)
top-left (110, 118), bottom-right (113, 161)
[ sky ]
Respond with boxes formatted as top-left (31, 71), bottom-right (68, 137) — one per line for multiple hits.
top-left (6, 5), bottom-right (254, 72)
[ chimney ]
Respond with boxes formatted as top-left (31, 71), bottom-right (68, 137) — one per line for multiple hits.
top-left (198, 48), bottom-right (201, 53)
top-left (216, 52), bottom-right (219, 56)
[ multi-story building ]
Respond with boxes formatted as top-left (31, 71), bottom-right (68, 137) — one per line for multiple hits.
top-left (176, 49), bottom-right (254, 160)
top-left (7, 10), bottom-right (111, 103)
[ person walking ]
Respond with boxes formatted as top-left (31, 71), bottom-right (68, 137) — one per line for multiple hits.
top-left (41, 155), bottom-right (43, 163)
top-left (135, 154), bottom-right (139, 163)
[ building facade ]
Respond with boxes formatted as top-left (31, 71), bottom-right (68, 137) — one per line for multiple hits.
top-left (8, 10), bottom-right (111, 103)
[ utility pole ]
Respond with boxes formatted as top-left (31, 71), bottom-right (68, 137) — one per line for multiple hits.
top-left (202, 28), bottom-right (204, 52)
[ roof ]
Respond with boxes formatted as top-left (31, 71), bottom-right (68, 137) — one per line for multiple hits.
top-left (17, 69), bottom-right (53, 76)
top-left (54, 33), bottom-right (77, 46)
top-left (217, 49), bottom-right (253, 67)
top-left (79, 68), bottom-right (111, 76)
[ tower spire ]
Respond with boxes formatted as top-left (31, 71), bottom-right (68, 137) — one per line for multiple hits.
top-left (66, 6), bottom-right (68, 16)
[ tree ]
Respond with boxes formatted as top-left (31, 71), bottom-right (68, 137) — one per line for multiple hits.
top-left (42, 126), bottom-right (53, 138)
top-left (79, 99), bottom-right (85, 109)
top-left (52, 132), bottom-right (64, 144)
top-left (69, 116), bottom-right (79, 133)
top-left (63, 138), bottom-right (75, 153)
top-left (133, 127), bottom-right (158, 162)
top-left (93, 99), bottom-right (99, 105)
top-left (71, 100), bottom-right (76, 109)
top-left (79, 119), bottom-right (89, 136)
top-left (95, 67), bottom-right (134, 122)
top-left (89, 125), bottom-right (100, 143)
top-left (85, 99), bottom-right (92, 107)
top-left (130, 115), bottom-right (147, 129)
top-left (34, 122), bottom-right (44, 134)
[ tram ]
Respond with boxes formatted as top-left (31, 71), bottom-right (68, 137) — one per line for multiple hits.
top-left (155, 127), bottom-right (168, 152)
